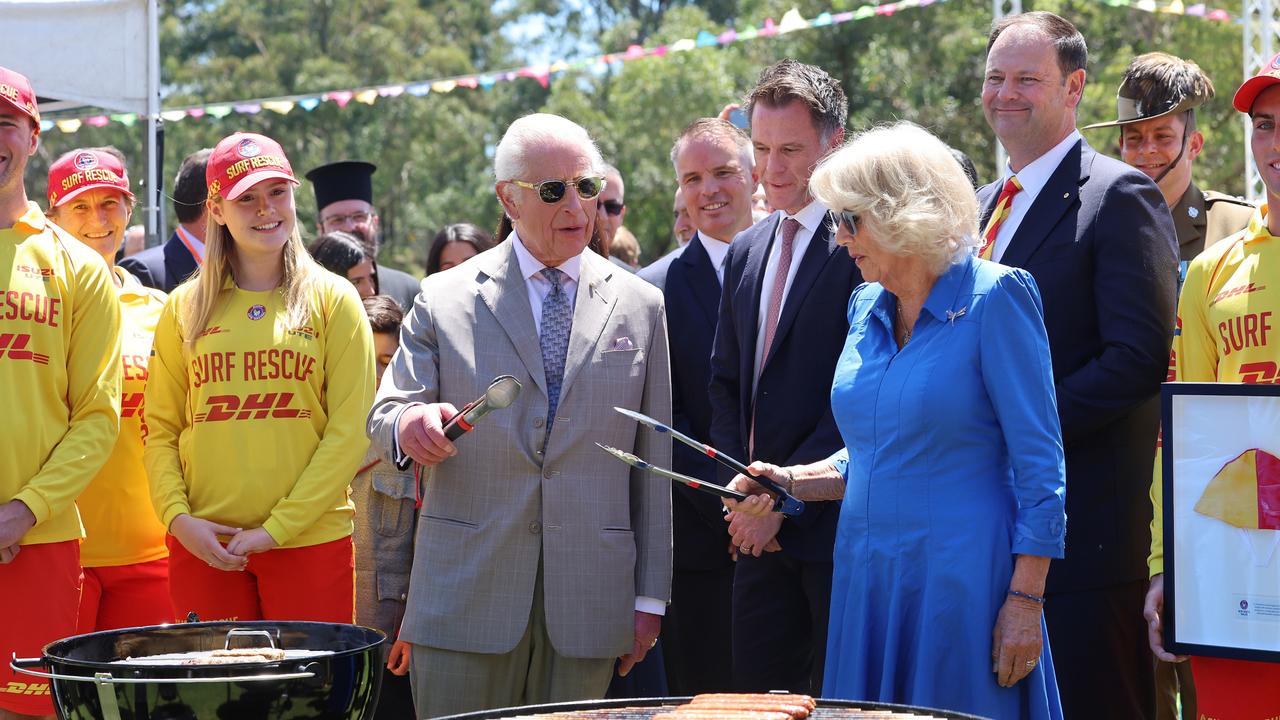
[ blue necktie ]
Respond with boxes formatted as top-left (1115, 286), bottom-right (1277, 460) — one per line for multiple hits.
top-left (539, 267), bottom-right (572, 427)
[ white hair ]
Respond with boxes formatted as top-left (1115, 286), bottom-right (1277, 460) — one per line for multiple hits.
top-left (494, 113), bottom-right (605, 182)
top-left (809, 122), bottom-right (979, 275)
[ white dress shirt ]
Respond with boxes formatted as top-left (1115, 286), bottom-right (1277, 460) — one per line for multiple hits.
top-left (991, 130), bottom-right (1082, 262)
top-left (698, 234), bottom-right (732, 285)
top-left (510, 231), bottom-right (582, 331)
top-left (754, 200), bottom-right (829, 380)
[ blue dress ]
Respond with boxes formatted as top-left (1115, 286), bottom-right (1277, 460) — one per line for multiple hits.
top-left (823, 255), bottom-right (1066, 720)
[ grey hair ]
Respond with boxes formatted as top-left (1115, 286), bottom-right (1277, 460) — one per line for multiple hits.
top-left (603, 162), bottom-right (625, 197)
top-left (669, 118), bottom-right (754, 177)
top-left (494, 113), bottom-right (605, 182)
top-left (809, 122), bottom-right (979, 275)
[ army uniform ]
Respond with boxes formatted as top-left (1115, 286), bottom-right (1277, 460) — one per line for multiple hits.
top-left (1171, 184), bottom-right (1254, 261)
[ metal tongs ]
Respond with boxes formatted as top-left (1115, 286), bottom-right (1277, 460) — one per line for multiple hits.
top-left (605, 407), bottom-right (806, 517)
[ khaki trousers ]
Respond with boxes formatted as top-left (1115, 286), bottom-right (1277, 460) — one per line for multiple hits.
top-left (408, 563), bottom-right (615, 719)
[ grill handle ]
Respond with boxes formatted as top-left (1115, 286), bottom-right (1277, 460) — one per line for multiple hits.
top-left (224, 627), bottom-right (280, 650)
top-left (10, 657), bottom-right (315, 684)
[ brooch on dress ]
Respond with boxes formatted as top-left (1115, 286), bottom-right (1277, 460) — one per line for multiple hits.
top-left (945, 307), bottom-right (967, 325)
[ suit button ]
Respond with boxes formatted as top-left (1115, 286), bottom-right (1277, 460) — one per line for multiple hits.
top-left (533, 417), bottom-right (544, 428)
top-left (529, 522), bottom-right (542, 534)
top-left (400, 593), bottom-right (407, 601)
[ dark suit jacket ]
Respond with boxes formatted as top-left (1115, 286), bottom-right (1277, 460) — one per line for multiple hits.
top-left (707, 211), bottom-right (862, 563)
top-left (118, 231), bottom-right (199, 292)
top-left (978, 138), bottom-right (1178, 592)
top-left (377, 266), bottom-right (422, 313)
top-left (639, 235), bottom-right (734, 571)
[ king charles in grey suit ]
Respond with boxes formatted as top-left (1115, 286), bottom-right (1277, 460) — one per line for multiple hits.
top-left (367, 113), bottom-right (673, 718)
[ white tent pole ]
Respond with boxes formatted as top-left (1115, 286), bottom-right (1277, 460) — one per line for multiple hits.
top-left (991, 0), bottom-right (1021, 175)
top-left (145, 0), bottom-right (160, 244)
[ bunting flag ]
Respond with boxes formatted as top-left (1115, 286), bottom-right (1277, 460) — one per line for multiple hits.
top-left (38, 0), bottom-right (1236, 134)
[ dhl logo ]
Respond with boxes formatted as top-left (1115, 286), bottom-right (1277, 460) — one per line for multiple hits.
top-left (0, 333), bottom-right (49, 365)
top-left (193, 392), bottom-right (311, 423)
top-left (121, 392), bottom-right (145, 418)
top-left (287, 325), bottom-right (316, 340)
top-left (0, 681), bottom-right (51, 696)
top-left (1237, 361), bottom-right (1280, 384)
top-left (1212, 282), bottom-right (1266, 306)
top-left (197, 326), bottom-right (227, 338)
top-left (15, 264), bottom-right (54, 281)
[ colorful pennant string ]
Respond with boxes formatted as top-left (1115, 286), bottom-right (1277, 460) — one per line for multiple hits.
top-left (37, 0), bottom-right (1236, 134)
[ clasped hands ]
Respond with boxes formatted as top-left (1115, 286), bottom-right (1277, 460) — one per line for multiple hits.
top-left (170, 513), bottom-right (278, 571)
top-left (721, 461), bottom-right (792, 558)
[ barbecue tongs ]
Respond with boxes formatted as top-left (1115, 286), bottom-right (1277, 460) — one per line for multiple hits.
top-left (601, 407), bottom-right (806, 517)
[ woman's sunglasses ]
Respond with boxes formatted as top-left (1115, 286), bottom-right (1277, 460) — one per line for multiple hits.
top-left (511, 176), bottom-right (607, 204)
top-left (831, 210), bottom-right (859, 235)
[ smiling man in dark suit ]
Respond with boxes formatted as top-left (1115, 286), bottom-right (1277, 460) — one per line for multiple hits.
top-left (638, 117), bottom-right (757, 694)
top-left (708, 59), bottom-right (861, 695)
top-left (980, 12), bottom-right (1178, 719)
top-left (119, 149), bottom-right (208, 292)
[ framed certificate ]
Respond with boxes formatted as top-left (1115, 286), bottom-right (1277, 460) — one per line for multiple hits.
top-left (1162, 382), bottom-right (1280, 661)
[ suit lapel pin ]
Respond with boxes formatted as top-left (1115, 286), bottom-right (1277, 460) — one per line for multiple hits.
top-left (946, 307), bottom-right (967, 325)
top-left (1062, 192), bottom-right (1070, 199)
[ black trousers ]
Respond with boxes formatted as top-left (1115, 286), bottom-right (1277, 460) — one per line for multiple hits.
top-left (662, 565), bottom-right (735, 695)
top-left (731, 552), bottom-right (833, 695)
top-left (1045, 580), bottom-right (1155, 720)
top-left (374, 666), bottom-right (415, 720)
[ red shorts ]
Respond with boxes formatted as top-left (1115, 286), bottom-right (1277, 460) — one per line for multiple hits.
top-left (78, 557), bottom-right (171, 633)
top-left (167, 536), bottom-right (353, 623)
top-left (0, 540), bottom-right (80, 716)
top-left (1191, 655), bottom-right (1280, 719)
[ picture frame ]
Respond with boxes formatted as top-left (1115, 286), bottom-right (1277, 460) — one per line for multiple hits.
top-left (1162, 382), bottom-right (1280, 662)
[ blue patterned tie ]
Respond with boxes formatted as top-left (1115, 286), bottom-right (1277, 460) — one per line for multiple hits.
top-left (539, 267), bottom-right (573, 427)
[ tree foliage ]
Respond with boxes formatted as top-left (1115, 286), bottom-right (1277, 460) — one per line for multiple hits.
top-left (26, 0), bottom-right (1249, 270)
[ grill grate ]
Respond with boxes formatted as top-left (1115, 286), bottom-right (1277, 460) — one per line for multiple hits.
top-left (495, 704), bottom-right (951, 719)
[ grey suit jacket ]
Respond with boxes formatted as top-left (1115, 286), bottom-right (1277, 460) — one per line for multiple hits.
top-left (367, 240), bottom-right (673, 658)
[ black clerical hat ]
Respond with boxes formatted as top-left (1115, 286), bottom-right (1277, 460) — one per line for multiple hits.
top-left (305, 160), bottom-right (377, 211)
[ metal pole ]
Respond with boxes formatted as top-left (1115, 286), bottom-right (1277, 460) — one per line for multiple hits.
top-left (1243, 0), bottom-right (1276, 202)
top-left (145, 0), bottom-right (161, 246)
top-left (992, 0), bottom-right (1022, 175)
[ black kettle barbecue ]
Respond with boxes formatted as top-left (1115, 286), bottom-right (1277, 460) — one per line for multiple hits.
top-left (9, 619), bottom-right (385, 720)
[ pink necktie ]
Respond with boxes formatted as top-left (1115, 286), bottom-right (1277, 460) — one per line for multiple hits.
top-left (750, 217), bottom-right (801, 457)
top-left (760, 217), bottom-right (801, 363)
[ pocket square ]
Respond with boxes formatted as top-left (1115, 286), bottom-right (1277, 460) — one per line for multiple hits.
top-left (608, 336), bottom-right (636, 352)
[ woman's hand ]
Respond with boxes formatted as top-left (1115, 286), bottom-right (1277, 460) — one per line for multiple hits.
top-left (1144, 574), bottom-right (1187, 663)
top-left (722, 461), bottom-right (790, 517)
top-left (226, 527), bottom-right (279, 557)
top-left (991, 594), bottom-right (1044, 687)
top-left (387, 639), bottom-right (412, 675)
top-left (170, 514), bottom-right (247, 571)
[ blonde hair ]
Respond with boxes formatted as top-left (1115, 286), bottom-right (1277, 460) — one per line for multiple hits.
top-left (181, 196), bottom-right (320, 347)
top-left (809, 122), bottom-right (979, 275)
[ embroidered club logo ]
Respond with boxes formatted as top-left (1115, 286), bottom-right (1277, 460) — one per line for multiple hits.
top-left (237, 138), bottom-right (261, 158)
top-left (247, 304), bottom-right (266, 321)
top-left (73, 152), bottom-right (98, 170)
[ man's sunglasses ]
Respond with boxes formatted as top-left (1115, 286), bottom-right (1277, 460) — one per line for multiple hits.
top-left (831, 210), bottom-right (859, 235)
top-left (601, 199), bottom-right (625, 216)
top-left (511, 176), bottom-right (607, 204)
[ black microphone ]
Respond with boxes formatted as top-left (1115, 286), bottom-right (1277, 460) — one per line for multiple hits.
top-left (442, 375), bottom-right (523, 441)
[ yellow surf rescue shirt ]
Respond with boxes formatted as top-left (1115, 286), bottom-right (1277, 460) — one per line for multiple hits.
top-left (144, 271), bottom-right (374, 549)
top-left (0, 203), bottom-right (121, 545)
top-left (78, 268), bottom-right (168, 567)
top-left (1151, 206), bottom-right (1280, 575)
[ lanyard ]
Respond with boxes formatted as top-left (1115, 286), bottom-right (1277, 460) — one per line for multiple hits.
top-left (176, 226), bottom-right (204, 265)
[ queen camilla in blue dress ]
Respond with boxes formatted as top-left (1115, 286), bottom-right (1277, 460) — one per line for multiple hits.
top-left (727, 123), bottom-right (1067, 720)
